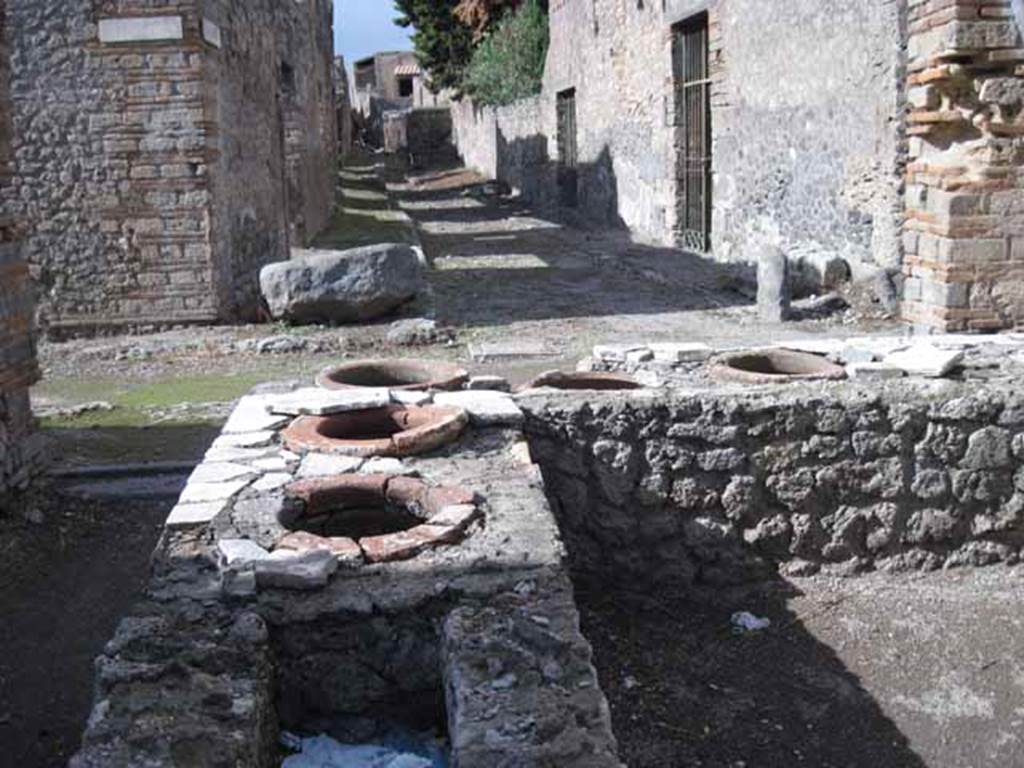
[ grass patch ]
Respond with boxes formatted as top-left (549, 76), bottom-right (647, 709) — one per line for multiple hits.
top-left (38, 373), bottom-right (267, 429)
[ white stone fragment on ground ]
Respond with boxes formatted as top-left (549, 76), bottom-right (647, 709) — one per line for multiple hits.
top-left (465, 375), bottom-right (511, 392)
top-left (217, 539), bottom-right (271, 567)
top-left (884, 344), bottom-right (964, 378)
top-left (390, 390), bottom-right (433, 406)
top-left (281, 734), bottom-right (434, 768)
top-left (361, 457), bottom-right (416, 476)
top-left (839, 345), bottom-right (878, 364)
top-left (179, 478), bottom-right (251, 504)
top-left (842, 336), bottom-right (912, 358)
top-left (593, 344), bottom-right (648, 362)
top-left (265, 387), bottom-right (391, 416)
top-left (468, 340), bottom-right (557, 362)
top-left (297, 453), bottom-right (364, 478)
top-left (223, 395), bottom-right (291, 434)
top-left (166, 500), bottom-right (227, 528)
top-left (626, 348), bottom-right (654, 364)
top-left (632, 369), bottom-right (664, 388)
top-left (188, 462), bottom-right (254, 484)
top-left (255, 549), bottom-right (338, 590)
top-left (647, 342), bottom-right (713, 363)
top-left (847, 362), bottom-right (906, 380)
top-left (773, 338), bottom-right (847, 357)
top-left (211, 430), bottom-right (276, 449)
top-left (251, 472), bottom-right (293, 493)
top-left (434, 390), bottom-right (524, 427)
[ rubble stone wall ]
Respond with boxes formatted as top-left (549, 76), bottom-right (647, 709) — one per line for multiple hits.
top-left (451, 0), bottom-right (905, 273)
top-left (523, 386), bottom-right (1024, 587)
top-left (4, 0), bottom-right (336, 334)
top-left (0, 0), bottom-right (41, 496)
top-left (902, 0), bottom-right (1024, 332)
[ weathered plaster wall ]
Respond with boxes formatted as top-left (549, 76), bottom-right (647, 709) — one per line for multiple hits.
top-left (0, 0), bottom-right (41, 496)
top-left (452, 0), bottom-right (905, 275)
top-left (902, 0), bottom-right (1024, 332)
top-left (523, 387), bottom-right (1024, 586)
top-left (4, 0), bottom-right (335, 333)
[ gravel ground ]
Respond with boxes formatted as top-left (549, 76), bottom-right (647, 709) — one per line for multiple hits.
top-left (577, 568), bottom-right (1024, 768)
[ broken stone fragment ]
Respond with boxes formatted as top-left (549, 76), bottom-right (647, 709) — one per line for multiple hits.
top-left (434, 391), bottom-right (524, 427)
top-left (884, 344), bottom-right (964, 378)
top-left (265, 387), bottom-right (391, 416)
top-left (592, 344), bottom-right (648, 362)
top-left (297, 453), bottom-right (364, 478)
top-left (165, 499), bottom-right (228, 529)
top-left (647, 342), bottom-right (712, 364)
top-left (465, 375), bottom-right (511, 392)
top-left (847, 362), bottom-right (905, 380)
top-left (217, 538), bottom-right (271, 568)
top-left (254, 549), bottom-right (338, 590)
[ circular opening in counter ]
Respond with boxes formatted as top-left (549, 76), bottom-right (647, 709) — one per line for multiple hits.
top-left (281, 405), bottom-right (468, 458)
top-left (278, 474), bottom-right (479, 563)
top-left (524, 370), bottom-right (644, 391)
top-left (317, 359), bottom-right (469, 392)
top-left (709, 348), bottom-right (847, 385)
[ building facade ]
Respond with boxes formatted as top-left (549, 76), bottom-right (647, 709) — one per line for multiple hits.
top-left (452, 0), bottom-right (1024, 332)
top-left (4, 0), bottom-right (337, 336)
top-left (0, 0), bottom-right (42, 496)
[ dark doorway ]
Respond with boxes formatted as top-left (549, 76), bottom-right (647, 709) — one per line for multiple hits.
top-left (673, 14), bottom-right (711, 252)
top-left (556, 88), bottom-right (578, 208)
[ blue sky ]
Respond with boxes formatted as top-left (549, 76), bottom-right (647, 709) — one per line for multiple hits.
top-left (334, 1), bottom-right (413, 66)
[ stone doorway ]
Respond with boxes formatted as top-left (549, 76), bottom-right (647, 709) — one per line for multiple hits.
top-left (673, 13), bottom-right (711, 253)
top-left (556, 87), bottom-right (578, 208)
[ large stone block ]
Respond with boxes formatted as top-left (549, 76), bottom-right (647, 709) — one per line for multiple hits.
top-left (260, 244), bottom-right (424, 323)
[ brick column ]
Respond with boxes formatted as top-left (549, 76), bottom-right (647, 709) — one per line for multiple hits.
top-left (903, 0), bottom-right (1024, 331)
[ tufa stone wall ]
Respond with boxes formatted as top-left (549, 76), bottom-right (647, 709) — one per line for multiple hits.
top-left (451, 0), bottom-right (905, 276)
top-left (0, 0), bottom-right (41, 496)
top-left (523, 386), bottom-right (1024, 587)
top-left (4, 0), bottom-right (336, 335)
top-left (902, 0), bottom-right (1024, 332)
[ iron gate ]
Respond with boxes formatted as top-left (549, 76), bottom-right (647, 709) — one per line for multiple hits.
top-left (673, 15), bottom-right (711, 252)
top-left (556, 88), bottom-right (578, 208)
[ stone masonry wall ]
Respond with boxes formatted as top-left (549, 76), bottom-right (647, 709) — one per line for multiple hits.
top-left (451, 0), bottom-right (905, 276)
top-left (274, 0), bottom-right (337, 247)
top-left (523, 387), bottom-right (1024, 587)
top-left (0, 0), bottom-right (41, 496)
top-left (902, 0), bottom-right (1024, 332)
top-left (4, 1), bottom-right (336, 334)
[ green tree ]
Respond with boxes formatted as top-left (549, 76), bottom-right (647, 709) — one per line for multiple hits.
top-left (394, 0), bottom-right (476, 93)
top-left (463, 0), bottom-right (548, 106)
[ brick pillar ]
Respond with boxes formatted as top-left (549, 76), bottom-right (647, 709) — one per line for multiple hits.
top-left (903, 0), bottom-right (1024, 331)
